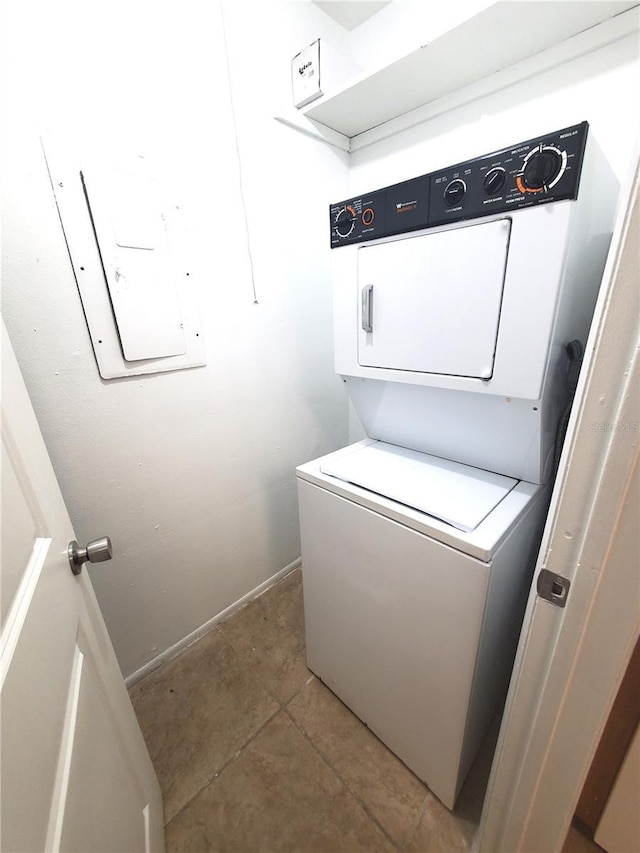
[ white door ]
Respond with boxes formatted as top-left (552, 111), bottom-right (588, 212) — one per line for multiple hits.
top-left (0, 321), bottom-right (164, 853)
top-left (477, 152), bottom-right (640, 851)
top-left (357, 218), bottom-right (511, 378)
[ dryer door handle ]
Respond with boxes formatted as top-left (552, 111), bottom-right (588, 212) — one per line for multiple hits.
top-left (362, 285), bottom-right (373, 333)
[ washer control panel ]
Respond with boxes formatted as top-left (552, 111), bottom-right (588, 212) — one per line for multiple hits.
top-left (329, 122), bottom-right (588, 247)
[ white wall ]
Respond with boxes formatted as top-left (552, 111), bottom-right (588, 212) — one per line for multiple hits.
top-left (1, 0), bottom-right (350, 678)
top-left (3, 0), bottom-right (638, 681)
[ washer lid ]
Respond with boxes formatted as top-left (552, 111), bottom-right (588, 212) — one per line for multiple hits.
top-left (319, 441), bottom-right (518, 533)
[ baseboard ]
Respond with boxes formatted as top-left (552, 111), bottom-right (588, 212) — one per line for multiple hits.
top-left (124, 558), bottom-right (302, 688)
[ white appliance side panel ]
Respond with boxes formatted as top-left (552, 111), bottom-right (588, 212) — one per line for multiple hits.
top-left (456, 484), bottom-right (550, 794)
top-left (537, 136), bottom-right (617, 468)
top-left (319, 441), bottom-right (517, 532)
top-left (357, 219), bottom-right (511, 378)
top-left (298, 478), bottom-right (490, 809)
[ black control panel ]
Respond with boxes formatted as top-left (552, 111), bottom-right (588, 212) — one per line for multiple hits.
top-left (329, 176), bottom-right (430, 248)
top-left (329, 122), bottom-right (588, 247)
top-left (329, 188), bottom-right (386, 247)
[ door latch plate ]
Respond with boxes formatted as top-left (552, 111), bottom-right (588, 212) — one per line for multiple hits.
top-left (537, 569), bottom-right (571, 608)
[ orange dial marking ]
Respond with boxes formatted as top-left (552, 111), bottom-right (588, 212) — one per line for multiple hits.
top-left (516, 175), bottom-right (544, 194)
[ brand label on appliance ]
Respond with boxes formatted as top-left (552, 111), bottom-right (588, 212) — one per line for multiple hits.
top-left (396, 200), bottom-right (418, 214)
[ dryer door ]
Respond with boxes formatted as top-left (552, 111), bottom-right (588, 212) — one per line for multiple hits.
top-left (357, 218), bottom-right (511, 379)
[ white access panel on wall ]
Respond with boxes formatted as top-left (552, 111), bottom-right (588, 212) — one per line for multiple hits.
top-left (357, 219), bottom-right (511, 378)
top-left (81, 169), bottom-right (186, 362)
top-left (42, 136), bottom-right (206, 379)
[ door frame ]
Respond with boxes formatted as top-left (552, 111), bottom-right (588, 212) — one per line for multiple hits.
top-left (477, 148), bottom-right (640, 850)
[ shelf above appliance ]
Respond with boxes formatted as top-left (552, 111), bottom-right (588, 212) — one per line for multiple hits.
top-left (275, 1), bottom-right (638, 153)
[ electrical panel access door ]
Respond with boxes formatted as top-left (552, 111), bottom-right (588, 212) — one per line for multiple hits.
top-left (357, 219), bottom-right (511, 379)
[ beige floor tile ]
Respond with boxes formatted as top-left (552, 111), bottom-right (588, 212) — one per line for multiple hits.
top-left (407, 793), bottom-right (473, 853)
top-left (406, 717), bottom-right (499, 851)
top-left (130, 628), bottom-right (279, 825)
top-left (165, 711), bottom-right (396, 853)
top-left (288, 677), bottom-right (428, 847)
top-left (219, 569), bottom-right (311, 703)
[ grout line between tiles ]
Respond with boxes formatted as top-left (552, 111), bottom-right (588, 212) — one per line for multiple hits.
top-left (282, 703), bottom-right (403, 852)
top-left (163, 703), bottom-right (283, 830)
top-left (280, 670), bottom-right (316, 705)
top-left (146, 568), bottom-right (429, 848)
top-left (403, 789), bottom-right (435, 850)
top-left (217, 622), bottom-right (312, 708)
top-left (136, 630), bottom-right (290, 830)
top-left (216, 611), bottom-right (312, 708)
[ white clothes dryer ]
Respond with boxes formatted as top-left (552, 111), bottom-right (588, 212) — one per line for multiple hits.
top-left (331, 122), bottom-right (616, 484)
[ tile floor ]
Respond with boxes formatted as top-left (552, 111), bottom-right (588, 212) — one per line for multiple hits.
top-left (130, 568), bottom-right (597, 853)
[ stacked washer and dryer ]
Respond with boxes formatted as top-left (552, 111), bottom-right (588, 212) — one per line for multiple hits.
top-left (296, 122), bottom-right (617, 809)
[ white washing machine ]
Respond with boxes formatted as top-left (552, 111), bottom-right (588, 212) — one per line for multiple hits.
top-left (298, 123), bottom-right (617, 808)
top-left (298, 440), bottom-right (547, 809)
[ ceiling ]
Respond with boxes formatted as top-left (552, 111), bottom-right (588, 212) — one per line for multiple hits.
top-left (313, 1), bottom-right (391, 31)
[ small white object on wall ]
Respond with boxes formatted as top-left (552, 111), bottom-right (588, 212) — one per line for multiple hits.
top-left (291, 38), bottom-right (360, 109)
top-left (292, 40), bottom-right (322, 108)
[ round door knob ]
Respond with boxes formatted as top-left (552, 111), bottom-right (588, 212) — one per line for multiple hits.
top-left (68, 536), bottom-right (113, 575)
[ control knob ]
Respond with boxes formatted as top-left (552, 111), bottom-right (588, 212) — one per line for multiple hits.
top-left (517, 145), bottom-right (567, 193)
top-left (335, 206), bottom-right (357, 238)
top-left (443, 179), bottom-right (466, 206)
top-left (483, 167), bottom-right (506, 196)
